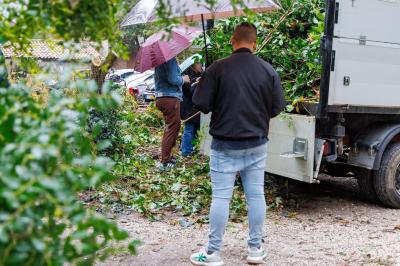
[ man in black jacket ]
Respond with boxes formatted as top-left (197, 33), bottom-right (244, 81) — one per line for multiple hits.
top-left (190, 22), bottom-right (285, 266)
top-left (180, 62), bottom-right (202, 156)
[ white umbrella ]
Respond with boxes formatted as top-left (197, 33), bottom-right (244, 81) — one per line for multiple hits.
top-left (121, 0), bottom-right (279, 26)
top-left (121, 0), bottom-right (279, 65)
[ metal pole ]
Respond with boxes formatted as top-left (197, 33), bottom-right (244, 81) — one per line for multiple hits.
top-left (201, 14), bottom-right (210, 67)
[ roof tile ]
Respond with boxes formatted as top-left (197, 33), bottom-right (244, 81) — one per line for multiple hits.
top-left (1, 40), bottom-right (102, 61)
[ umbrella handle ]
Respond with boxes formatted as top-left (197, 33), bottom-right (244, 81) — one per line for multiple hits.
top-left (201, 14), bottom-right (210, 68)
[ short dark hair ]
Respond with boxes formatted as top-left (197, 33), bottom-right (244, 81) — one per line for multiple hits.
top-left (232, 22), bottom-right (257, 43)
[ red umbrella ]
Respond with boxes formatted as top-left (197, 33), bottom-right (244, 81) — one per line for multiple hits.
top-left (135, 25), bottom-right (202, 72)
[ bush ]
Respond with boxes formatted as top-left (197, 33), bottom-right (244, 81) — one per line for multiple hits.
top-left (202, 0), bottom-right (325, 100)
top-left (0, 84), bottom-right (138, 265)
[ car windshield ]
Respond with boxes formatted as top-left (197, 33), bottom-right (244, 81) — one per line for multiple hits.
top-left (120, 72), bottom-right (135, 79)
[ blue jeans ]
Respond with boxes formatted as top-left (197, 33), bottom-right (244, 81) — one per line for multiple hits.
top-left (181, 121), bottom-right (200, 156)
top-left (207, 144), bottom-right (268, 253)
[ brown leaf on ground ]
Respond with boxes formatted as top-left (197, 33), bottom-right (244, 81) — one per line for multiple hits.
top-left (169, 220), bottom-right (179, 226)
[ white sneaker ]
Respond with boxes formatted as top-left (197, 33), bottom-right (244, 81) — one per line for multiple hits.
top-left (190, 248), bottom-right (224, 266)
top-left (246, 246), bottom-right (267, 264)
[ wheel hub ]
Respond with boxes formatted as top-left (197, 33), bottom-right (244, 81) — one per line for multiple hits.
top-left (396, 165), bottom-right (400, 192)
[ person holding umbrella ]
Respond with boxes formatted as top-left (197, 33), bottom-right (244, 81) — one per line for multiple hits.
top-left (155, 57), bottom-right (190, 169)
top-left (135, 26), bottom-right (202, 169)
top-left (190, 22), bottom-right (286, 265)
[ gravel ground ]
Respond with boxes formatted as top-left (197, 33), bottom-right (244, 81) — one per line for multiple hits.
top-left (99, 177), bottom-right (400, 266)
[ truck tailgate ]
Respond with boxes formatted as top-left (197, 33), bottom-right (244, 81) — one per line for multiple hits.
top-left (200, 114), bottom-right (317, 183)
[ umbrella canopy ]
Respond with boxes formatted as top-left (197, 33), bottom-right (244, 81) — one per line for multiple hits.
top-left (136, 26), bottom-right (202, 73)
top-left (121, 0), bottom-right (279, 27)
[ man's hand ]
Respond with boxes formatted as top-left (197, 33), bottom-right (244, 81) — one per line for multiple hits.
top-left (183, 75), bottom-right (190, 83)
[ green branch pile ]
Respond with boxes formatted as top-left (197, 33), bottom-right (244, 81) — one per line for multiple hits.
top-left (89, 91), bottom-right (285, 221)
top-left (203, 0), bottom-right (325, 100)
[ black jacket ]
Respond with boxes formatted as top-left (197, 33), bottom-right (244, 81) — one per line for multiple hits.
top-left (180, 68), bottom-right (202, 123)
top-left (193, 48), bottom-right (285, 140)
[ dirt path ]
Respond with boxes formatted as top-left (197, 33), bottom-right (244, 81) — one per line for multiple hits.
top-left (99, 177), bottom-right (400, 266)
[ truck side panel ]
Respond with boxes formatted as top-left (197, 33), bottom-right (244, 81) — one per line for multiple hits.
top-left (326, 0), bottom-right (400, 109)
top-left (328, 38), bottom-right (400, 107)
top-left (335, 0), bottom-right (400, 45)
top-left (200, 114), bottom-right (317, 183)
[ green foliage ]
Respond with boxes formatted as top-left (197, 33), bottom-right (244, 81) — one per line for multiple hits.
top-left (85, 94), bottom-right (213, 217)
top-left (121, 24), bottom-right (160, 52)
top-left (153, 0), bottom-right (256, 29)
top-left (201, 0), bottom-right (325, 100)
top-left (0, 0), bottom-right (138, 53)
top-left (0, 3), bottom-right (315, 264)
top-left (0, 50), bottom-right (8, 88)
top-left (109, 155), bottom-right (213, 219)
top-left (90, 95), bottom-right (284, 221)
top-left (0, 85), bottom-right (138, 265)
top-left (0, 1), bottom-right (145, 264)
top-left (0, 0), bottom-right (300, 264)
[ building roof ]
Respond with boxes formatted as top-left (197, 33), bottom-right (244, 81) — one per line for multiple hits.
top-left (1, 40), bottom-right (102, 61)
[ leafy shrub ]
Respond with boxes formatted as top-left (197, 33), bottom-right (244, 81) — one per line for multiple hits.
top-left (202, 0), bottom-right (325, 100)
top-left (0, 85), bottom-right (138, 265)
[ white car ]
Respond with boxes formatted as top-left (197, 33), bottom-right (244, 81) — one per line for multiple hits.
top-left (140, 54), bottom-right (203, 102)
top-left (105, 69), bottom-right (137, 86)
top-left (125, 70), bottom-right (154, 100)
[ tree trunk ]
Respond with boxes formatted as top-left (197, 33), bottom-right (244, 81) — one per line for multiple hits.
top-left (0, 50), bottom-right (10, 88)
top-left (91, 51), bottom-right (116, 93)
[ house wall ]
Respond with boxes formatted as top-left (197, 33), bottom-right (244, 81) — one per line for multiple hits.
top-left (40, 60), bottom-right (90, 74)
top-left (112, 51), bottom-right (137, 70)
top-left (6, 58), bottom-right (91, 82)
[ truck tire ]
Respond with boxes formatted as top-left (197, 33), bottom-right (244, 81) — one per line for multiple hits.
top-left (356, 169), bottom-right (379, 203)
top-left (373, 143), bottom-right (400, 209)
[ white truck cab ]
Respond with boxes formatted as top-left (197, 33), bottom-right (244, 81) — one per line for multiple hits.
top-left (201, 0), bottom-right (400, 208)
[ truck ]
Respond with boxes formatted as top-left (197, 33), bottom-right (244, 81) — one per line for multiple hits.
top-left (200, 0), bottom-right (400, 208)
